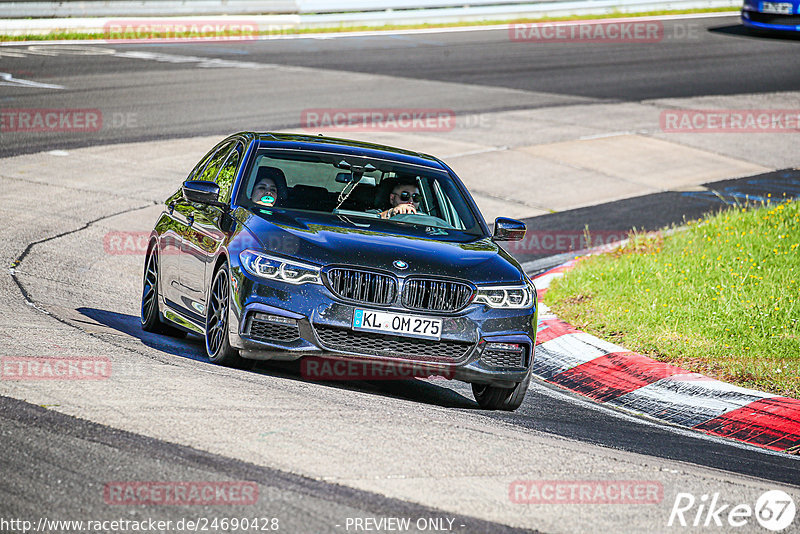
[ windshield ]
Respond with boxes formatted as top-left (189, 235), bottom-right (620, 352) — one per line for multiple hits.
top-left (237, 149), bottom-right (483, 235)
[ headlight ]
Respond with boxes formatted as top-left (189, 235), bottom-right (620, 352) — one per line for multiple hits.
top-left (239, 249), bottom-right (321, 285)
top-left (474, 281), bottom-right (535, 309)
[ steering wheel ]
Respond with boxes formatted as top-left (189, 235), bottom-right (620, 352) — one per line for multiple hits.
top-left (390, 212), bottom-right (453, 228)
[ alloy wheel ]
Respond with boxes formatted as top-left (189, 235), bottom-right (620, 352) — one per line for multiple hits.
top-left (206, 269), bottom-right (229, 356)
top-left (141, 251), bottom-right (159, 324)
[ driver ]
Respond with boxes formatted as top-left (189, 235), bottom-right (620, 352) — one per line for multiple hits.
top-left (381, 179), bottom-right (421, 219)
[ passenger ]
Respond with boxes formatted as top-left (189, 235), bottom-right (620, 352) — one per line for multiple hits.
top-left (251, 167), bottom-right (288, 207)
top-left (251, 177), bottom-right (279, 207)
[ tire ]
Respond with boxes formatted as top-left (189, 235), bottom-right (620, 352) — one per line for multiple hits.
top-left (205, 262), bottom-right (251, 369)
top-left (471, 370), bottom-right (531, 411)
top-left (141, 246), bottom-right (185, 337)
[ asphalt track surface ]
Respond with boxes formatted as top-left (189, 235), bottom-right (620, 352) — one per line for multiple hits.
top-left (1, 14), bottom-right (800, 532)
top-left (1, 396), bottom-right (526, 533)
top-left (3, 16), bottom-right (800, 157)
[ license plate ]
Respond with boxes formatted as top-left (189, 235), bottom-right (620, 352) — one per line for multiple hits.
top-left (761, 1), bottom-right (793, 14)
top-left (353, 309), bottom-right (442, 340)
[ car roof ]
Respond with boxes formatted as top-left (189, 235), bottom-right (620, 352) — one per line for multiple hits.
top-left (236, 132), bottom-right (449, 171)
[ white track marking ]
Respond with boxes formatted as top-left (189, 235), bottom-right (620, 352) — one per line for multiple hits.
top-left (0, 72), bottom-right (64, 89)
top-left (24, 44), bottom-right (116, 56)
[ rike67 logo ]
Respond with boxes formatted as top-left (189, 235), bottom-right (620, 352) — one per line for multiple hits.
top-left (668, 490), bottom-right (796, 531)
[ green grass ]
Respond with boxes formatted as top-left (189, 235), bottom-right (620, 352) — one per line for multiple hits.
top-left (545, 199), bottom-right (800, 398)
top-left (1, 7), bottom-right (739, 42)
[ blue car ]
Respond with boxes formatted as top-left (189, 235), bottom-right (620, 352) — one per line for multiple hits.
top-left (141, 133), bottom-right (538, 410)
top-left (742, 0), bottom-right (800, 31)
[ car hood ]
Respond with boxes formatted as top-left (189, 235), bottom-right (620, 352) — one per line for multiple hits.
top-left (237, 208), bottom-right (524, 285)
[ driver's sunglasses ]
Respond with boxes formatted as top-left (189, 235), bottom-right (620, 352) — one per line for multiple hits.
top-left (397, 191), bottom-right (421, 202)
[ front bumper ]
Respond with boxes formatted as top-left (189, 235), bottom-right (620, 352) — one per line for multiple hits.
top-left (742, 8), bottom-right (800, 31)
top-left (228, 271), bottom-right (537, 387)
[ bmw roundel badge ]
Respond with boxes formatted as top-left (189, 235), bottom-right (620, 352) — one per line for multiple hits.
top-left (393, 260), bottom-right (409, 270)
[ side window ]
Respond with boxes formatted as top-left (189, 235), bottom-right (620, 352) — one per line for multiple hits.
top-left (188, 148), bottom-right (216, 181)
top-left (215, 142), bottom-right (243, 202)
top-left (198, 141), bottom-right (234, 182)
top-left (432, 179), bottom-right (465, 229)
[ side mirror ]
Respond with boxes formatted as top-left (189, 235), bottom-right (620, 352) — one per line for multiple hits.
top-left (493, 217), bottom-right (526, 241)
top-left (182, 180), bottom-right (225, 207)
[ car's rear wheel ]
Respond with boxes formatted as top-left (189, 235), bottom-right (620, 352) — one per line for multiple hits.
top-left (471, 371), bottom-right (531, 411)
top-left (206, 263), bottom-right (250, 369)
top-left (141, 247), bottom-right (185, 337)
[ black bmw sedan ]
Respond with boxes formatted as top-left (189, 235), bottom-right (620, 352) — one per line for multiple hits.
top-left (142, 132), bottom-right (538, 410)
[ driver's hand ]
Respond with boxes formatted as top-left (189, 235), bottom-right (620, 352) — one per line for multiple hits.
top-left (390, 203), bottom-right (417, 217)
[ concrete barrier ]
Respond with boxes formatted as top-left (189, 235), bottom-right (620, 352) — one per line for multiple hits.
top-left (0, 0), bottom-right (740, 36)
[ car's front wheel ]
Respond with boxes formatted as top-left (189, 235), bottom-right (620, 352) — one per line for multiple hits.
top-left (206, 263), bottom-right (250, 369)
top-left (472, 371), bottom-right (531, 411)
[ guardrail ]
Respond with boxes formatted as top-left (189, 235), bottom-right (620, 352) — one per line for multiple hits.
top-left (1, 0), bottom-right (740, 18)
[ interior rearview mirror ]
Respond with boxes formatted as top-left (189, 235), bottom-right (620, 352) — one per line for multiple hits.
top-left (335, 173), bottom-right (376, 186)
